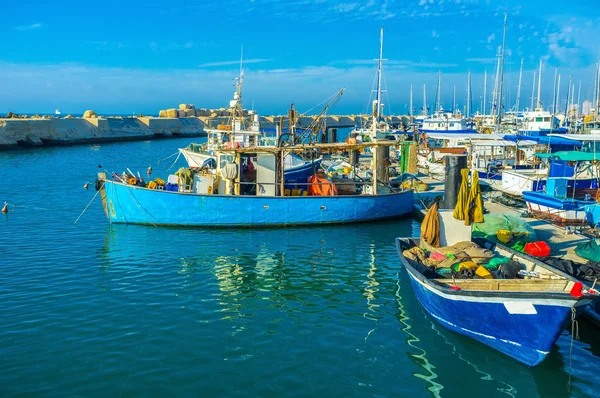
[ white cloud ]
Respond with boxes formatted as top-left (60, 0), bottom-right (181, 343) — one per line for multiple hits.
top-left (332, 3), bottom-right (358, 12)
top-left (487, 33), bottom-right (495, 43)
top-left (15, 23), bottom-right (43, 31)
top-left (432, 30), bottom-right (439, 38)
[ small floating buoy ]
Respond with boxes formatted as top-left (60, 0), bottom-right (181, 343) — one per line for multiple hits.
top-left (147, 166), bottom-right (152, 176)
top-left (98, 164), bottom-right (103, 168)
top-left (1, 202), bottom-right (8, 213)
top-left (84, 182), bottom-right (89, 189)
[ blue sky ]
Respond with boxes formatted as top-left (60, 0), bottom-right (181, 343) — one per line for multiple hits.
top-left (2, 0), bottom-right (599, 115)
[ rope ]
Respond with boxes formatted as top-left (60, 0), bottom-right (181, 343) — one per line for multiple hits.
top-left (120, 333), bottom-right (151, 397)
top-left (156, 150), bottom-right (179, 164)
top-left (124, 186), bottom-right (158, 228)
top-left (166, 151), bottom-right (182, 171)
top-left (567, 307), bottom-right (579, 392)
top-left (73, 189), bottom-right (101, 224)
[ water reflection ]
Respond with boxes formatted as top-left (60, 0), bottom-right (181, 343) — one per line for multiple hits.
top-left (394, 278), bottom-right (444, 397)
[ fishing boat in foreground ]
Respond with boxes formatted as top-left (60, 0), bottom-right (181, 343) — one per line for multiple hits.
top-left (396, 235), bottom-right (598, 367)
top-left (97, 139), bottom-right (414, 227)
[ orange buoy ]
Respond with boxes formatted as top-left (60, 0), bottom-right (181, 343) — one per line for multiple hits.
top-left (84, 182), bottom-right (89, 189)
top-left (147, 166), bottom-right (152, 176)
top-left (1, 202), bottom-right (7, 213)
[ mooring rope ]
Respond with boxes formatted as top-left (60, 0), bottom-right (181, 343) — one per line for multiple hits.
top-left (567, 307), bottom-right (579, 392)
top-left (74, 189), bottom-right (101, 224)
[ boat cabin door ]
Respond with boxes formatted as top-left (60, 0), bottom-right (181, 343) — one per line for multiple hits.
top-left (255, 153), bottom-right (277, 197)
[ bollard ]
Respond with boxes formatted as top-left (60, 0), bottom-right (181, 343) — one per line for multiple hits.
top-left (443, 154), bottom-right (467, 209)
top-left (376, 145), bottom-right (390, 183)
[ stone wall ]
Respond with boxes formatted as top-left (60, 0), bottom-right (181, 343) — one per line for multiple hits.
top-left (0, 117), bottom-right (206, 150)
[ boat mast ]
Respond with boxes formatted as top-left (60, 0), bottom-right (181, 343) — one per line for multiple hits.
top-left (409, 84), bottom-right (413, 118)
top-left (556, 74), bottom-right (561, 114)
top-left (596, 62), bottom-right (600, 111)
top-left (373, 25), bottom-right (384, 130)
top-left (497, 13), bottom-right (507, 125)
top-left (515, 58), bottom-right (523, 112)
top-left (483, 70), bottom-right (487, 115)
top-left (492, 47), bottom-right (501, 121)
top-left (435, 71), bottom-right (442, 112)
top-left (453, 84), bottom-right (456, 114)
top-left (592, 62), bottom-right (600, 114)
top-left (530, 71), bottom-right (536, 111)
top-left (564, 75), bottom-right (571, 122)
top-left (577, 81), bottom-right (582, 122)
top-left (230, 45), bottom-right (244, 135)
top-left (551, 68), bottom-right (557, 115)
top-left (467, 70), bottom-right (472, 118)
top-left (423, 84), bottom-right (427, 117)
top-left (536, 59), bottom-right (543, 110)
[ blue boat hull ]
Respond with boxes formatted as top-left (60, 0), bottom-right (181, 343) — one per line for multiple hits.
top-left (406, 271), bottom-right (571, 366)
top-left (396, 238), bottom-right (593, 367)
top-left (100, 180), bottom-right (414, 227)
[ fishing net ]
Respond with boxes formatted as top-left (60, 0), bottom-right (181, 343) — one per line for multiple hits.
top-left (473, 214), bottom-right (536, 251)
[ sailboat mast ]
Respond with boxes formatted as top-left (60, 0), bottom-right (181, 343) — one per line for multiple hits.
top-left (516, 59), bottom-right (523, 112)
top-left (551, 68), bottom-right (557, 114)
top-left (483, 70), bottom-right (487, 115)
top-left (497, 13), bottom-right (507, 124)
top-left (596, 62), bottom-right (600, 111)
top-left (577, 81), bottom-right (582, 120)
top-left (453, 84), bottom-right (456, 114)
top-left (436, 71), bottom-right (441, 111)
top-left (530, 71), bottom-right (536, 111)
top-left (536, 59), bottom-right (543, 109)
top-left (375, 26), bottom-right (384, 121)
top-left (467, 70), bottom-right (472, 118)
top-left (409, 84), bottom-right (413, 118)
top-left (556, 74), bottom-right (561, 114)
top-left (564, 75), bottom-right (571, 121)
top-left (423, 84), bottom-right (427, 116)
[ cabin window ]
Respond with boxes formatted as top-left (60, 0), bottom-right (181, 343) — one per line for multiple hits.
top-left (535, 117), bottom-right (543, 122)
top-left (219, 154), bottom-right (234, 168)
top-left (544, 117), bottom-right (551, 122)
top-left (449, 123), bottom-right (454, 127)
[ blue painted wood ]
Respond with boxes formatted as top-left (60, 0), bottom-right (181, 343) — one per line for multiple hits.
top-left (522, 191), bottom-right (596, 211)
top-left (396, 238), bottom-right (593, 367)
top-left (101, 180), bottom-right (414, 227)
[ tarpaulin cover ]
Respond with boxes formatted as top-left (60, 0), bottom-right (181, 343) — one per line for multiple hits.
top-left (308, 173), bottom-right (338, 196)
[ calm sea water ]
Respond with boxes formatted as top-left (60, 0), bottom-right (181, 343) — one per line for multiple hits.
top-left (1, 138), bottom-right (599, 397)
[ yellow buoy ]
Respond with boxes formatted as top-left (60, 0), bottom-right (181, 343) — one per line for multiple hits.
top-left (1, 202), bottom-right (7, 213)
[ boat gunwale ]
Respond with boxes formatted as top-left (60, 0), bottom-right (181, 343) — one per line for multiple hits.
top-left (102, 178), bottom-right (412, 199)
top-left (395, 237), bottom-right (589, 303)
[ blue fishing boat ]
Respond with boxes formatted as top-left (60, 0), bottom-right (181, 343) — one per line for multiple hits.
top-left (396, 237), bottom-right (599, 366)
top-left (522, 151), bottom-right (599, 225)
top-left (98, 140), bottom-right (414, 227)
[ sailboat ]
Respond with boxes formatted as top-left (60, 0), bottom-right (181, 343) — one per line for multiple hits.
top-left (350, 26), bottom-right (402, 141)
top-left (419, 71), bottom-right (477, 135)
top-left (518, 60), bottom-right (566, 136)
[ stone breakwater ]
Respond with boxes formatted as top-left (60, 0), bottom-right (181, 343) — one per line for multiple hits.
top-left (0, 117), bottom-right (206, 150)
top-left (1, 113), bottom-right (410, 151)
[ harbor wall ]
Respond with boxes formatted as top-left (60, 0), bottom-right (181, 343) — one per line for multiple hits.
top-left (0, 113), bottom-right (409, 151)
top-left (0, 117), bottom-right (207, 150)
